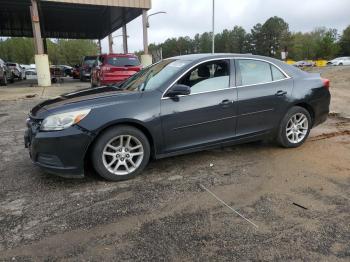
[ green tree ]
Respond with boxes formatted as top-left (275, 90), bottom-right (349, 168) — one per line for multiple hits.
top-left (261, 16), bottom-right (290, 57)
top-left (339, 25), bottom-right (350, 55)
top-left (0, 37), bottom-right (35, 64)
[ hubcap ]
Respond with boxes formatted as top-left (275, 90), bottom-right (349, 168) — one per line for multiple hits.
top-left (286, 113), bottom-right (309, 144)
top-left (102, 135), bottom-right (144, 176)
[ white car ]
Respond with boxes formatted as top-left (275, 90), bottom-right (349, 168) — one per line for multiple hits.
top-left (327, 57), bottom-right (350, 66)
top-left (25, 69), bottom-right (37, 80)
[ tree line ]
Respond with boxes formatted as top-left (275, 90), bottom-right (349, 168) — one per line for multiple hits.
top-left (0, 16), bottom-right (349, 65)
top-left (0, 38), bottom-right (99, 65)
top-left (145, 16), bottom-right (350, 61)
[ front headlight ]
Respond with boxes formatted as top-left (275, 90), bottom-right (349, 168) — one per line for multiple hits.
top-left (41, 109), bottom-right (91, 131)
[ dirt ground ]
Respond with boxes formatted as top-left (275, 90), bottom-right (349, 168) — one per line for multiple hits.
top-left (0, 68), bottom-right (349, 261)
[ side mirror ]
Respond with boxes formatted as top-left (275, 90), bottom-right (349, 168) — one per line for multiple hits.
top-left (166, 84), bottom-right (191, 97)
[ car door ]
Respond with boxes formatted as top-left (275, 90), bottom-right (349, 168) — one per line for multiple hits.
top-left (160, 59), bottom-right (237, 154)
top-left (235, 58), bottom-right (293, 137)
top-left (345, 57), bottom-right (350, 66)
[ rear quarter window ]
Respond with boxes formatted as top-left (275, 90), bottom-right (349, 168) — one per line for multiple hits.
top-left (271, 65), bottom-right (286, 81)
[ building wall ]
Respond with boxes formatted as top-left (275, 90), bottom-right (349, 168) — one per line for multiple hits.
top-left (43, 0), bottom-right (151, 9)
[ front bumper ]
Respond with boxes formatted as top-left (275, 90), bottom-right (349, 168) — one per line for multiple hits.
top-left (24, 119), bottom-right (94, 178)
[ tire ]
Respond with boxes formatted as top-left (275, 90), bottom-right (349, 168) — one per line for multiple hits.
top-left (90, 77), bottom-right (96, 88)
top-left (277, 106), bottom-right (312, 148)
top-left (9, 74), bottom-right (14, 83)
top-left (91, 125), bottom-right (150, 181)
top-left (0, 74), bottom-right (7, 86)
top-left (339, 63), bottom-right (343, 66)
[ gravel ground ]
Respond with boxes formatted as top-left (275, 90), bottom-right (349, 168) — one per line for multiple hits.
top-left (0, 69), bottom-right (349, 261)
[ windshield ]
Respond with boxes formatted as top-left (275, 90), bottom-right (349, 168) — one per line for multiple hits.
top-left (83, 56), bottom-right (97, 66)
top-left (119, 59), bottom-right (191, 92)
top-left (107, 57), bottom-right (140, 67)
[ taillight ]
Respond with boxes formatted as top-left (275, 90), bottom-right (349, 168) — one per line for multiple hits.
top-left (322, 78), bottom-right (330, 90)
top-left (102, 66), bottom-right (111, 71)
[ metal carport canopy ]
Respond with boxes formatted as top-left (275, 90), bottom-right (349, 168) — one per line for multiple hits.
top-left (0, 0), bottom-right (151, 39)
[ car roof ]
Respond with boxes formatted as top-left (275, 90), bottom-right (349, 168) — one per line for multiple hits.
top-left (100, 53), bottom-right (137, 57)
top-left (169, 53), bottom-right (306, 78)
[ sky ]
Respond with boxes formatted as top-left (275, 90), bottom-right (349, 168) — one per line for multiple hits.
top-left (101, 0), bottom-right (350, 53)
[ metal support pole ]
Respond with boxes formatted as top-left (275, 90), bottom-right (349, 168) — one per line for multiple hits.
top-left (98, 39), bottom-right (102, 54)
top-left (142, 10), bottom-right (148, 54)
top-left (122, 24), bottom-right (128, 54)
top-left (43, 38), bottom-right (48, 54)
top-left (30, 0), bottom-right (44, 55)
top-left (108, 34), bottom-right (113, 54)
top-left (212, 0), bottom-right (215, 54)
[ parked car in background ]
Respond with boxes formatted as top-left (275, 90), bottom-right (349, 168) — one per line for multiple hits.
top-left (57, 65), bottom-right (73, 77)
top-left (25, 69), bottom-right (37, 80)
top-left (327, 57), bottom-right (350, 66)
top-left (91, 54), bottom-right (142, 87)
top-left (80, 56), bottom-right (97, 82)
top-left (0, 58), bottom-right (14, 86)
top-left (293, 60), bottom-right (316, 67)
top-left (25, 54), bottom-right (330, 181)
top-left (6, 62), bottom-right (25, 80)
top-left (72, 65), bottom-right (80, 79)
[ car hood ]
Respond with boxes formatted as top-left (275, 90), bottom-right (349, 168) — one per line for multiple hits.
top-left (30, 86), bottom-right (139, 119)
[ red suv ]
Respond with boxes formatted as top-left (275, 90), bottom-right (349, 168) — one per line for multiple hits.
top-left (91, 54), bottom-right (142, 87)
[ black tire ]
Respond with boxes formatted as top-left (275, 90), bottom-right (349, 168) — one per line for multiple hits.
top-left (90, 77), bottom-right (97, 88)
top-left (0, 73), bottom-right (7, 86)
top-left (9, 74), bottom-right (14, 83)
top-left (91, 125), bottom-right (150, 181)
top-left (277, 106), bottom-right (312, 148)
top-left (339, 63), bottom-right (343, 66)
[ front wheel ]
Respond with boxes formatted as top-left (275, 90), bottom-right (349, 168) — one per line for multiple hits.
top-left (0, 74), bottom-right (7, 86)
top-left (277, 106), bottom-right (312, 148)
top-left (91, 126), bottom-right (150, 181)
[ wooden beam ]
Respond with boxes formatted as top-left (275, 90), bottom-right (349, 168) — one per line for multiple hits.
top-left (30, 0), bottom-right (44, 55)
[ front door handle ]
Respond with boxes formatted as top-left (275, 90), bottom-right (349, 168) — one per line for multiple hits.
top-left (275, 90), bottom-right (287, 96)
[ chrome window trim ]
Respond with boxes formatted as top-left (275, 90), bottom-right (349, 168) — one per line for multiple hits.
top-left (236, 77), bottom-right (289, 88)
top-left (162, 86), bottom-right (235, 100)
top-left (160, 56), bottom-right (291, 100)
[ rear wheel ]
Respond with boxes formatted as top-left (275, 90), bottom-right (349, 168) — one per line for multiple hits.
top-left (91, 126), bottom-right (150, 181)
top-left (277, 106), bottom-right (311, 148)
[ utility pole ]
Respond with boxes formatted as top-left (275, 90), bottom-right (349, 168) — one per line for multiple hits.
top-left (108, 34), bottom-right (113, 54)
top-left (142, 10), bottom-right (148, 55)
top-left (122, 24), bottom-right (128, 54)
top-left (212, 0), bottom-right (215, 54)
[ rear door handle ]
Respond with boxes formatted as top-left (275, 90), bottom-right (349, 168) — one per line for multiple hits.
top-left (275, 90), bottom-right (287, 96)
top-left (220, 99), bottom-right (233, 105)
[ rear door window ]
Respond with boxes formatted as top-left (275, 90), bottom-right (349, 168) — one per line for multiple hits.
top-left (236, 59), bottom-right (272, 86)
top-left (106, 57), bottom-right (140, 67)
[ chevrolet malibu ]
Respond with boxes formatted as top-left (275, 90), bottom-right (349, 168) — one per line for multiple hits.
top-left (25, 54), bottom-right (331, 181)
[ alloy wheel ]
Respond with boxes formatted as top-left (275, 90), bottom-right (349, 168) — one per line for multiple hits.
top-left (102, 135), bottom-right (144, 175)
top-left (286, 113), bottom-right (309, 144)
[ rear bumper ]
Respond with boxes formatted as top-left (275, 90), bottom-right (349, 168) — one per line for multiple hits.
top-left (311, 91), bottom-right (331, 127)
top-left (25, 124), bottom-right (94, 178)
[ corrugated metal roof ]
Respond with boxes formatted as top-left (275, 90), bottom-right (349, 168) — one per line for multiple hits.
top-left (0, 0), bottom-right (151, 39)
top-left (43, 0), bottom-right (151, 8)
